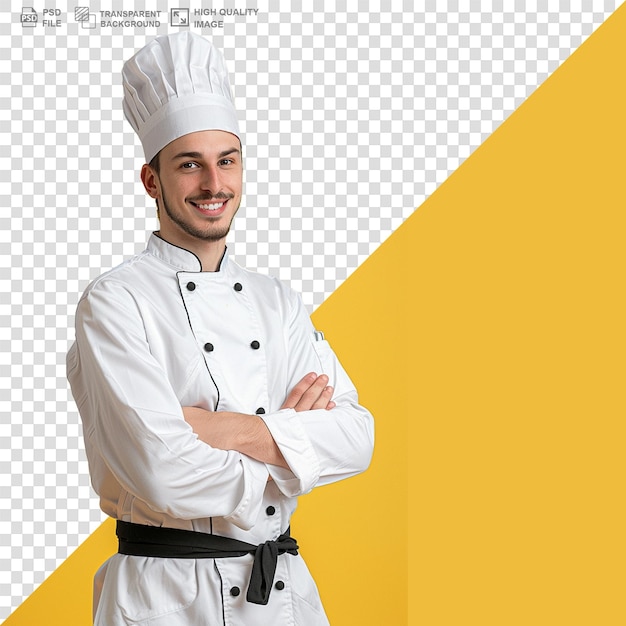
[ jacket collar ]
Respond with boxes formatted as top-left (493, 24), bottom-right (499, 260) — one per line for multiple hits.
top-left (147, 233), bottom-right (228, 273)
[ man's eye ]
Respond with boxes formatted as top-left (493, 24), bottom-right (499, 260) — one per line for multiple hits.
top-left (181, 162), bottom-right (198, 169)
top-left (219, 159), bottom-right (234, 166)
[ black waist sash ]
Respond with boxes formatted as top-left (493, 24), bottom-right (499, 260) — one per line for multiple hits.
top-left (116, 520), bottom-right (299, 606)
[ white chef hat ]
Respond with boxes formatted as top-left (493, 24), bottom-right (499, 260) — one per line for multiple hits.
top-left (122, 32), bottom-right (240, 163)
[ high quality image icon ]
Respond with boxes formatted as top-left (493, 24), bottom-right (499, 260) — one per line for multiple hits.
top-left (170, 8), bottom-right (189, 26)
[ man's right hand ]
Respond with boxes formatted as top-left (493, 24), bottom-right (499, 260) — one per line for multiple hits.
top-left (281, 373), bottom-right (336, 412)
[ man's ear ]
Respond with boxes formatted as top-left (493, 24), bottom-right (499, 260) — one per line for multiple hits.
top-left (141, 164), bottom-right (159, 199)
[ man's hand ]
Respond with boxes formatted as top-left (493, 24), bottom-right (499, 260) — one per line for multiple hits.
top-left (281, 372), bottom-right (335, 412)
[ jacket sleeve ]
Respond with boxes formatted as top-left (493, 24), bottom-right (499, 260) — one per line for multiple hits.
top-left (260, 287), bottom-right (375, 497)
top-left (67, 279), bottom-right (268, 529)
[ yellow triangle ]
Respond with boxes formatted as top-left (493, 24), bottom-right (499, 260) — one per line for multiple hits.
top-left (402, 5), bottom-right (626, 625)
top-left (7, 5), bottom-right (626, 625)
top-left (4, 518), bottom-right (117, 625)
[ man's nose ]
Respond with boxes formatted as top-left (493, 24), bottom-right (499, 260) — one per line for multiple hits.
top-left (200, 165), bottom-right (222, 193)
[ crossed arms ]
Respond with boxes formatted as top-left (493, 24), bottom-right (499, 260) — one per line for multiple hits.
top-left (182, 373), bottom-right (336, 469)
top-left (68, 274), bottom-right (374, 524)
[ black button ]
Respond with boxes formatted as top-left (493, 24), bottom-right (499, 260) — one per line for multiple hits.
top-left (234, 282), bottom-right (243, 292)
top-left (275, 581), bottom-right (285, 590)
top-left (204, 343), bottom-right (214, 352)
top-left (250, 340), bottom-right (260, 350)
top-left (186, 282), bottom-right (196, 291)
top-left (230, 586), bottom-right (240, 597)
top-left (255, 407), bottom-right (265, 415)
top-left (266, 506), bottom-right (276, 516)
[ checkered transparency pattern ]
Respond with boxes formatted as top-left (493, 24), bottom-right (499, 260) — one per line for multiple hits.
top-left (0, 0), bottom-right (618, 619)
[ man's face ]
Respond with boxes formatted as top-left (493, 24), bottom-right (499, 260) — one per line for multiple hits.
top-left (142, 130), bottom-right (243, 246)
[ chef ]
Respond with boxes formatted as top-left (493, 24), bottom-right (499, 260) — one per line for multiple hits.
top-left (66, 31), bottom-right (374, 626)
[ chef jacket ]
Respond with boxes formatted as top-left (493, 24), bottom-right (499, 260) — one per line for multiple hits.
top-left (67, 233), bottom-right (375, 626)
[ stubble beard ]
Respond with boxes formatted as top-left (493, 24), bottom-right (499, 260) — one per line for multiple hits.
top-left (160, 187), bottom-right (239, 243)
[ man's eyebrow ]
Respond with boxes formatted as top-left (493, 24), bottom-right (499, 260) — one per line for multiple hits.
top-left (218, 148), bottom-right (241, 159)
top-left (171, 148), bottom-right (241, 161)
top-left (171, 151), bottom-right (203, 160)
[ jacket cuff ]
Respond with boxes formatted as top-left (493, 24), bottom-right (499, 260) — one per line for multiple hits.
top-left (260, 408), bottom-right (320, 496)
top-left (222, 455), bottom-right (269, 530)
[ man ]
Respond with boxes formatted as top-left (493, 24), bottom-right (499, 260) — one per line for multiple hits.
top-left (67, 31), bottom-right (374, 625)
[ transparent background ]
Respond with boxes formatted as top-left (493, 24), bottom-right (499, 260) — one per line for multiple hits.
top-left (0, 0), bottom-right (618, 619)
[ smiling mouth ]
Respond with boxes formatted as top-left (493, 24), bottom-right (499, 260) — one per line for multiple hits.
top-left (193, 201), bottom-right (225, 211)
top-left (189, 198), bottom-right (231, 217)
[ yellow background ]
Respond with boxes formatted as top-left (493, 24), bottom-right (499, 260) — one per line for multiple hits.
top-left (408, 5), bottom-right (626, 624)
top-left (6, 4), bottom-right (626, 625)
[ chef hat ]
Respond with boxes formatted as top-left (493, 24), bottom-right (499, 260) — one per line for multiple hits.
top-left (122, 32), bottom-right (240, 163)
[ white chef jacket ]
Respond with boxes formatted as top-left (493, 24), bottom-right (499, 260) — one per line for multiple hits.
top-left (67, 233), bottom-right (375, 626)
